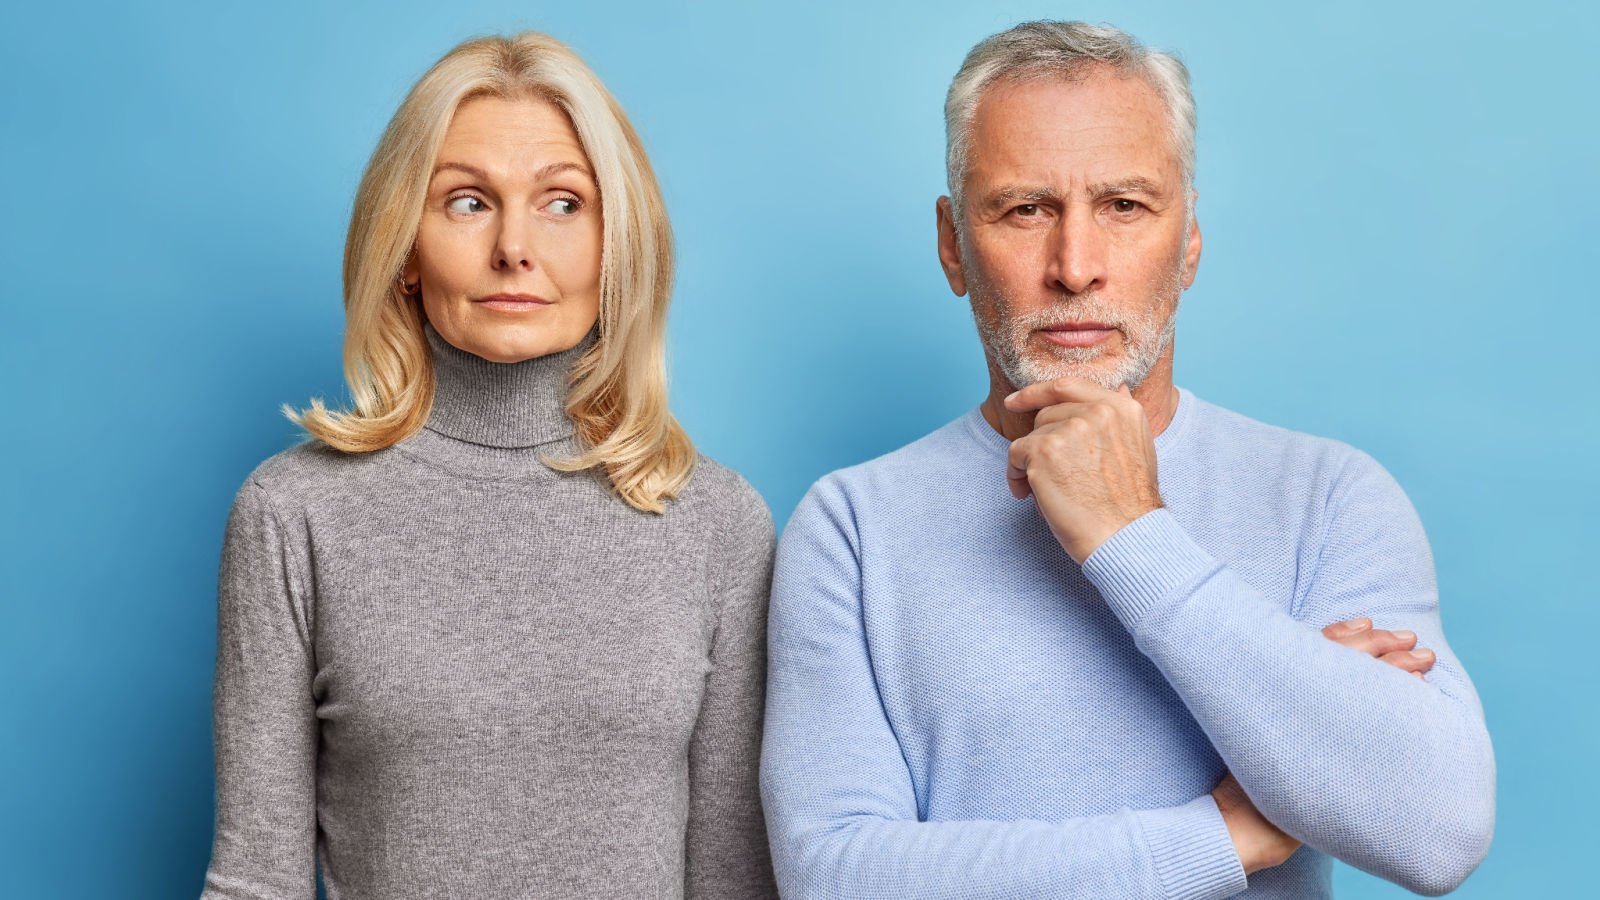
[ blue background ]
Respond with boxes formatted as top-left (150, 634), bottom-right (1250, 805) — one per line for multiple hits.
top-left (2, 0), bottom-right (1593, 896)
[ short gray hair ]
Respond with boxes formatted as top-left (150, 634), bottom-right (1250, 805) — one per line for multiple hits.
top-left (944, 21), bottom-right (1196, 217)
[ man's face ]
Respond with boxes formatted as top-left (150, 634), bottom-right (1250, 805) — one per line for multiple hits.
top-left (937, 67), bottom-right (1202, 391)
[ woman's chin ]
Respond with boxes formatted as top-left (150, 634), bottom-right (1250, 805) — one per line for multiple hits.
top-left (452, 319), bottom-right (590, 364)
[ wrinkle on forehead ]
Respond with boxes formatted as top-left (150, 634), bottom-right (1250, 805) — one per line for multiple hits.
top-left (966, 69), bottom-right (1181, 203)
top-left (435, 95), bottom-right (593, 185)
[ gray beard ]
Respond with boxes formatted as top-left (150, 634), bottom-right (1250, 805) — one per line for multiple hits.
top-left (965, 248), bottom-right (1185, 392)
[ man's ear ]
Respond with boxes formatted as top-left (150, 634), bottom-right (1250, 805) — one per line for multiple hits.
top-left (1182, 190), bottom-right (1202, 289)
top-left (936, 196), bottom-right (968, 297)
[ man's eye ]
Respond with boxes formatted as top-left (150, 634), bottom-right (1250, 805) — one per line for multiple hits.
top-left (1014, 204), bottom-right (1040, 217)
top-left (544, 197), bottom-right (581, 216)
top-left (445, 196), bottom-right (485, 214)
top-left (1111, 199), bottom-right (1141, 214)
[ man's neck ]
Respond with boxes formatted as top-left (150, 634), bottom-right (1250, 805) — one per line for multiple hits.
top-left (979, 352), bottom-right (1179, 443)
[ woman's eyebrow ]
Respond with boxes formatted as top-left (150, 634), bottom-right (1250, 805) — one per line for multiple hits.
top-left (431, 161), bottom-right (490, 181)
top-left (430, 160), bottom-right (595, 183)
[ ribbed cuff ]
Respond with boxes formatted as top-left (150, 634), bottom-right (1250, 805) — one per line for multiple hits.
top-left (1133, 794), bottom-right (1248, 900)
top-left (1080, 509), bottom-right (1219, 634)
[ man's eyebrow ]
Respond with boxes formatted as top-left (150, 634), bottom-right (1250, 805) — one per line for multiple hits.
top-left (1088, 177), bottom-right (1164, 200)
top-left (429, 160), bottom-right (595, 183)
top-left (979, 185), bottom-right (1062, 210)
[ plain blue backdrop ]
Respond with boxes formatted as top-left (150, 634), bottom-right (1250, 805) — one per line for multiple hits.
top-left (2, 0), bottom-right (1594, 896)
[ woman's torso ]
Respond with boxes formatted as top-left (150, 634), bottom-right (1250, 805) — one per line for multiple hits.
top-left (251, 432), bottom-right (753, 899)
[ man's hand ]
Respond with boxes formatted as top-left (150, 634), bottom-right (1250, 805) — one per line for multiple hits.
top-left (1003, 377), bottom-right (1162, 564)
top-left (1214, 617), bottom-right (1439, 873)
top-left (1319, 616), bottom-right (1435, 679)
top-left (1212, 770), bottom-right (1295, 876)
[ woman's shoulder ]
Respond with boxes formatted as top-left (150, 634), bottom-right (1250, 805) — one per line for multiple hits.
top-left (233, 437), bottom-right (397, 515)
top-left (674, 453), bottom-right (774, 545)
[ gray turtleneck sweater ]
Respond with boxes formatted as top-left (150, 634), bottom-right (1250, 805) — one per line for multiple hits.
top-left (201, 324), bottom-right (778, 899)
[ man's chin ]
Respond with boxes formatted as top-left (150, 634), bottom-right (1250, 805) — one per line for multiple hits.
top-left (1016, 356), bottom-right (1122, 391)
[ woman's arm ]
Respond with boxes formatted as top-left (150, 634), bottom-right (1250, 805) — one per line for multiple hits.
top-left (200, 478), bottom-right (318, 899)
top-left (684, 482), bottom-right (780, 899)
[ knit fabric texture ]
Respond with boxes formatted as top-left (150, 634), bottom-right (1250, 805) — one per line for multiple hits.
top-left (202, 322), bottom-right (779, 899)
top-left (761, 386), bottom-right (1495, 899)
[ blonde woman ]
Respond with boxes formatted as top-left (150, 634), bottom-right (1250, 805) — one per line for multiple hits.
top-left (201, 33), bottom-right (776, 899)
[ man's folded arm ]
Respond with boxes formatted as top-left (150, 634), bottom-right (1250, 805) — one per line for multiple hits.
top-left (1080, 448), bottom-right (1495, 896)
top-left (760, 479), bottom-right (1247, 900)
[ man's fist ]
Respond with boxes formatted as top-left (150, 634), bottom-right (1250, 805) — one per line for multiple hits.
top-left (1003, 377), bottom-right (1162, 564)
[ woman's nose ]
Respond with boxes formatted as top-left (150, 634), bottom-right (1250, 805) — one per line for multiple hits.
top-left (493, 211), bottom-right (536, 272)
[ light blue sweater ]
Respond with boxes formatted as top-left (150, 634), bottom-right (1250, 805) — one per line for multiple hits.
top-left (760, 387), bottom-right (1494, 899)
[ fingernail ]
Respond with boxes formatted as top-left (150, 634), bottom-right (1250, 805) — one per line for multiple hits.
top-left (1411, 649), bottom-right (1433, 659)
top-left (1345, 618), bottom-right (1372, 633)
top-left (1394, 630), bottom-right (1416, 642)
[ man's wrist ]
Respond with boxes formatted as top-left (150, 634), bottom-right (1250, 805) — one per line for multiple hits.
top-left (1133, 794), bottom-right (1250, 898)
top-left (1069, 503), bottom-right (1163, 564)
top-left (1079, 508), bottom-right (1219, 633)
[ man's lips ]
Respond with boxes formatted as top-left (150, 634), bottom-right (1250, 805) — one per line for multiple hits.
top-left (1039, 322), bottom-right (1117, 348)
top-left (474, 293), bottom-right (553, 311)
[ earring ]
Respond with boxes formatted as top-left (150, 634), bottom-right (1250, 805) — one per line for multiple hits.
top-left (397, 274), bottom-right (418, 296)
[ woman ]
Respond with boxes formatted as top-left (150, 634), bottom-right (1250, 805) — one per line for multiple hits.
top-left (201, 32), bottom-right (777, 899)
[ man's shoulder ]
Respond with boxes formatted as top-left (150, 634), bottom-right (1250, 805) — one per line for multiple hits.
top-left (1180, 388), bottom-right (1405, 512)
top-left (1184, 389), bottom-right (1373, 472)
top-left (820, 407), bottom-right (987, 484)
top-left (785, 409), bottom-right (999, 533)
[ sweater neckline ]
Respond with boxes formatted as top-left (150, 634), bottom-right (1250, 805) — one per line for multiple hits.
top-left (420, 320), bottom-right (594, 450)
top-left (962, 383), bottom-right (1200, 460)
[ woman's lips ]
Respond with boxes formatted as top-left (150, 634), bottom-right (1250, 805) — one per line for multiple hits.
top-left (1039, 325), bottom-right (1116, 348)
top-left (474, 294), bottom-right (553, 312)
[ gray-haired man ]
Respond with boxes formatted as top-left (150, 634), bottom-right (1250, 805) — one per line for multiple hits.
top-left (761, 20), bottom-right (1494, 899)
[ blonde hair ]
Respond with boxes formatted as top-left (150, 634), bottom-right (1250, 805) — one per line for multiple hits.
top-left (286, 31), bottom-right (694, 513)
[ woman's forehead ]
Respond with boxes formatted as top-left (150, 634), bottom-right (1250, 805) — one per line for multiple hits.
top-left (435, 95), bottom-right (593, 182)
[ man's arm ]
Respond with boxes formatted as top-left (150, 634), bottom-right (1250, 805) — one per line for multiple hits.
top-left (1006, 381), bottom-right (1495, 895)
top-left (760, 478), bottom-right (1249, 900)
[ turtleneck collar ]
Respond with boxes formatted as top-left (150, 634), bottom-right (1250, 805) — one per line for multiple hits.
top-left (422, 320), bottom-right (594, 449)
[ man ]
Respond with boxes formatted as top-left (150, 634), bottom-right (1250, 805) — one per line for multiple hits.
top-left (760, 20), bottom-right (1494, 899)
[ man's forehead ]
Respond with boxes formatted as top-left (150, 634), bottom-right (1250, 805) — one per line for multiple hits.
top-left (966, 70), bottom-right (1181, 193)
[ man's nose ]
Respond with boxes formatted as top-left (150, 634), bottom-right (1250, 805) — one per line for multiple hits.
top-left (493, 208), bottom-right (537, 273)
top-left (1046, 205), bottom-right (1107, 295)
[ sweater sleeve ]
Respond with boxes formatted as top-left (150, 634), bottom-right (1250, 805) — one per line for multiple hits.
top-left (684, 484), bottom-right (780, 899)
top-left (201, 478), bottom-right (318, 899)
top-left (1080, 448), bottom-right (1495, 896)
top-left (760, 479), bottom-right (1248, 900)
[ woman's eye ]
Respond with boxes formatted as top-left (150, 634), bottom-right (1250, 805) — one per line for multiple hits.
top-left (446, 196), bottom-right (485, 214)
top-left (544, 197), bottom-right (581, 216)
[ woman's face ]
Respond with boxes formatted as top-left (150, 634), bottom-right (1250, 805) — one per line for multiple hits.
top-left (404, 95), bottom-right (603, 363)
